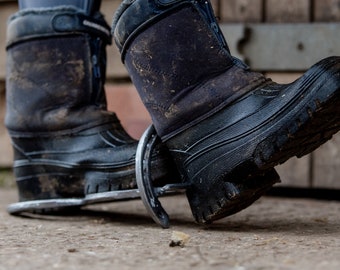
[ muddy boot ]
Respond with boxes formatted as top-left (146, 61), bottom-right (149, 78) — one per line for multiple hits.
top-left (5, 4), bottom-right (176, 214)
top-left (113, 0), bottom-right (340, 224)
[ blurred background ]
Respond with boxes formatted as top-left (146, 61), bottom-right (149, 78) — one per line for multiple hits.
top-left (0, 0), bottom-right (339, 193)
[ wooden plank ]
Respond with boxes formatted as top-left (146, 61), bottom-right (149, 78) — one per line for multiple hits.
top-left (0, 2), bottom-right (18, 80)
top-left (230, 23), bottom-right (340, 71)
top-left (0, 83), bottom-right (13, 167)
top-left (220, 24), bottom-right (246, 61)
top-left (313, 134), bottom-right (340, 189)
top-left (101, 0), bottom-right (129, 79)
top-left (265, 72), bottom-right (303, 83)
top-left (276, 157), bottom-right (311, 187)
top-left (105, 83), bottom-right (151, 140)
top-left (265, 0), bottom-right (311, 22)
top-left (211, 0), bottom-right (219, 16)
top-left (220, 0), bottom-right (263, 22)
top-left (314, 0), bottom-right (340, 22)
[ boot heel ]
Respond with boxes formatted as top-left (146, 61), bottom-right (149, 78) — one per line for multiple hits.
top-left (14, 163), bottom-right (84, 202)
top-left (186, 168), bottom-right (280, 224)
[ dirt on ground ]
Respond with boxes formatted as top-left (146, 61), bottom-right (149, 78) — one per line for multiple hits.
top-left (0, 189), bottom-right (339, 270)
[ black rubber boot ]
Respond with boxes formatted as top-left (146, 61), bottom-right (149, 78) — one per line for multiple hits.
top-left (5, 6), bottom-right (175, 211)
top-left (113, 0), bottom-right (340, 224)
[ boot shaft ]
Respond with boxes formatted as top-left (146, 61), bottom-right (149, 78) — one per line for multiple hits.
top-left (113, 0), bottom-right (261, 140)
top-left (5, 7), bottom-right (112, 135)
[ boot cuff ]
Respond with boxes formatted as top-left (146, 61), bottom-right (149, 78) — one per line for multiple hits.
top-left (112, 0), bottom-right (190, 57)
top-left (7, 6), bottom-right (111, 47)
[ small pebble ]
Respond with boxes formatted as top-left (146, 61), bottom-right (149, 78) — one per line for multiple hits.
top-left (169, 231), bottom-right (190, 247)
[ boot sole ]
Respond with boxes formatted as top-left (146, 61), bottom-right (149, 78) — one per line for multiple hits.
top-left (172, 57), bottom-right (340, 224)
top-left (9, 145), bottom-right (176, 215)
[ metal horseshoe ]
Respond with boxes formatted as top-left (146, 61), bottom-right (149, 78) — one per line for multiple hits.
top-left (135, 125), bottom-right (189, 228)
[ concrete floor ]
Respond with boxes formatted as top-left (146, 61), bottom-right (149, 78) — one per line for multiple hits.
top-left (0, 188), bottom-right (339, 270)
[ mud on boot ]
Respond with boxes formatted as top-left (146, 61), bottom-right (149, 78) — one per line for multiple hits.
top-left (113, 0), bottom-right (340, 224)
top-left (5, 5), bottom-right (177, 215)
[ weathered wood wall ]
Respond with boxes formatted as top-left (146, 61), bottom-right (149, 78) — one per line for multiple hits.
top-left (0, 0), bottom-right (339, 189)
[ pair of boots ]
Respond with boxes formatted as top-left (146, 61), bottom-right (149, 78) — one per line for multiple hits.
top-left (5, 0), bottom-right (340, 224)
